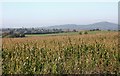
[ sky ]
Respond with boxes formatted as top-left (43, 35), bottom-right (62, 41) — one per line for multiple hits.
top-left (1, 1), bottom-right (119, 28)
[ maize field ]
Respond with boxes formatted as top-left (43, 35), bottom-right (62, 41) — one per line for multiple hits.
top-left (2, 32), bottom-right (120, 74)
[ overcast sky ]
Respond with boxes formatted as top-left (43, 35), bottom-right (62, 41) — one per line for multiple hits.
top-left (1, 1), bottom-right (118, 28)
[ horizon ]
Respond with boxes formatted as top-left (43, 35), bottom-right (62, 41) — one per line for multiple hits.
top-left (1, 2), bottom-right (118, 28)
top-left (1, 21), bottom-right (118, 29)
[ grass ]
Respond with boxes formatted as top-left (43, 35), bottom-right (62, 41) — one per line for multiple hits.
top-left (87, 30), bottom-right (114, 34)
top-left (25, 30), bottom-right (114, 37)
top-left (25, 32), bottom-right (78, 37)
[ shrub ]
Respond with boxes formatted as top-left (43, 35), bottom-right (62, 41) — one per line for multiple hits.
top-left (79, 32), bottom-right (82, 35)
top-left (84, 31), bottom-right (88, 34)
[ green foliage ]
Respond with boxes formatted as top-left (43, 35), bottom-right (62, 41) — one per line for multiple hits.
top-left (84, 31), bottom-right (88, 34)
top-left (79, 32), bottom-right (82, 35)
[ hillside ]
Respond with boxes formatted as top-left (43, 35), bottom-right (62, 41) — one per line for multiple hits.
top-left (44, 21), bottom-right (118, 30)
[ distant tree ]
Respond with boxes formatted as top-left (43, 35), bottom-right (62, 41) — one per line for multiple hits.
top-left (89, 30), bottom-right (93, 31)
top-left (9, 30), bottom-right (14, 34)
top-left (19, 33), bottom-right (25, 37)
top-left (66, 29), bottom-right (70, 32)
top-left (2, 32), bottom-right (9, 38)
top-left (108, 29), bottom-right (111, 31)
top-left (84, 31), bottom-right (88, 34)
top-left (2, 32), bottom-right (25, 38)
top-left (73, 29), bottom-right (77, 32)
top-left (96, 28), bottom-right (99, 31)
top-left (79, 32), bottom-right (82, 35)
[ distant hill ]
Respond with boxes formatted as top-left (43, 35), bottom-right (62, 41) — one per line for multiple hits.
top-left (44, 21), bottom-right (118, 30)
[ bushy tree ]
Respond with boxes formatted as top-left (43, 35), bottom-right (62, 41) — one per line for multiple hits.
top-left (79, 32), bottom-right (82, 35)
top-left (84, 31), bottom-right (88, 34)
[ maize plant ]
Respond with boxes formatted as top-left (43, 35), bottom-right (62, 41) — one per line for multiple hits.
top-left (2, 32), bottom-right (120, 74)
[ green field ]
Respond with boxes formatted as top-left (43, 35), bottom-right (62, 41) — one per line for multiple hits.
top-left (26, 32), bottom-right (78, 36)
top-left (25, 30), bottom-right (114, 37)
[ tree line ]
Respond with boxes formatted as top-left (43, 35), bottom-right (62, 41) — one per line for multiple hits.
top-left (2, 28), bottom-right (115, 38)
top-left (2, 28), bottom-right (77, 38)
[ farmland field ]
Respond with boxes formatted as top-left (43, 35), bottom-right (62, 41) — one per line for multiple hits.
top-left (25, 32), bottom-right (79, 37)
top-left (2, 32), bottom-right (120, 74)
top-left (25, 30), bottom-right (113, 37)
